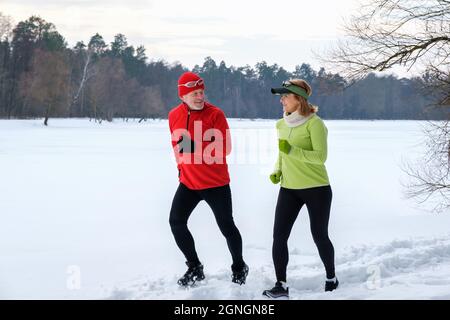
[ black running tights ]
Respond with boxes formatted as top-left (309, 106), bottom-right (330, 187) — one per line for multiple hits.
top-left (273, 186), bottom-right (335, 282)
top-left (169, 183), bottom-right (244, 267)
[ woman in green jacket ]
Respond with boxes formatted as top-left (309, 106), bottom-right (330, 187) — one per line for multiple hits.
top-left (262, 79), bottom-right (338, 299)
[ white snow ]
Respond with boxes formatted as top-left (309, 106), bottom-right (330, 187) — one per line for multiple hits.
top-left (1, 118), bottom-right (450, 300)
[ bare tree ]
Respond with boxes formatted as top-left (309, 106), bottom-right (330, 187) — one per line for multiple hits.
top-left (323, 0), bottom-right (450, 211)
top-left (402, 120), bottom-right (450, 211)
top-left (87, 57), bottom-right (127, 122)
top-left (19, 49), bottom-right (70, 125)
top-left (71, 48), bottom-right (95, 112)
top-left (0, 13), bottom-right (13, 116)
top-left (136, 85), bottom-right (165, 121)
top-left (324, 0), bottom-right (449, 83)
top-left (0, 12), bottom-right (13, 41)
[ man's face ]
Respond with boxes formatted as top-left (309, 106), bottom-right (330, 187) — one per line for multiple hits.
top-left (181, 89), bottom-right (205, 109)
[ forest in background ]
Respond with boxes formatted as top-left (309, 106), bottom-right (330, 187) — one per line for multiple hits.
top-left (0, 14), bottom-right (446, 124)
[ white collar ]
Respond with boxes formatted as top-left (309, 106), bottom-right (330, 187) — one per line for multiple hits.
top-left (283, 111), bottom-right (313, 127)
top-left (189, 105), bottom-right (204, 111)
top-left (184, 102), bottom-right (204, 111)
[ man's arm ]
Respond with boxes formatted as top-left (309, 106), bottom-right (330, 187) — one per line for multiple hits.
top-left (213, 110), bottom-right (232, 157)
top-left (168, 112), bottom-right (182, 170)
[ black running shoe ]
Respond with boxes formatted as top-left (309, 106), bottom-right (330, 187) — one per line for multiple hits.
top-left (262, 281), bottom-right (289, 299)
top-left (231, 263), bottom-right (249, 285)
top-left (177, 261), bottom-right (205, 287)
top-left (325, 278), bottom-right (339, 292)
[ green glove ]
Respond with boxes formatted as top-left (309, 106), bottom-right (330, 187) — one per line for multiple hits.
top-left (269, 170), bottom-right (282, 184)
top-left (278, 139), bottom-right (291, 154)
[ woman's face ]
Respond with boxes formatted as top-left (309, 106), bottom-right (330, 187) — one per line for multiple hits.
top-left (280, 93), bottom-right (300, 114)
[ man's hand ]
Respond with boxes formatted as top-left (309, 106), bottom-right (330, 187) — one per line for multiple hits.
top-left (177, 134), bottom-right (195, 153)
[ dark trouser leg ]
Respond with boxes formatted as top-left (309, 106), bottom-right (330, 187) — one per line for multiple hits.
top-left (304, 186), bottom-right (335, 279)
top-left (201, 184), bottom-right (245, 268)
top-left (169, 183), bottom-right (202, 264)
top-left (272, 187), bottom-right (304, 282)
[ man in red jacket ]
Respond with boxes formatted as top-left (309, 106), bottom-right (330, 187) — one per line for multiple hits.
top-left (168, 71), bottom-right (248, 287)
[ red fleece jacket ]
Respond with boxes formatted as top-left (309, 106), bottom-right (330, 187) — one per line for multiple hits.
top-left (168, 102), bottom-right (232, 190)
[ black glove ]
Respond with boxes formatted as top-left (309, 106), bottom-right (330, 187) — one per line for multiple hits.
top-left (177, 134), bottom-right (195, 153)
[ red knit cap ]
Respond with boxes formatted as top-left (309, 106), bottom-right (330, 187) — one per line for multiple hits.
top-left (178, 72), bottom-right (205, 98)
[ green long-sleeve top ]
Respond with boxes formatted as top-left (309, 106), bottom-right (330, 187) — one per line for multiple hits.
top-left (274, 114), bottom-right (330, 189)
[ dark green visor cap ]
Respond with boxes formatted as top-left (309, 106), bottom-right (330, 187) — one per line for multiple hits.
top-left (271, 82), bottom-right (309, 100)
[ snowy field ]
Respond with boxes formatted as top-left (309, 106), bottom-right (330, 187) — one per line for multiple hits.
top-left (1, 118), bottom-right (450, 300)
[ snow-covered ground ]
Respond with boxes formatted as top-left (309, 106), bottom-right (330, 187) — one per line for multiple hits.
top-left (1, 118), bottom-right (450, 300)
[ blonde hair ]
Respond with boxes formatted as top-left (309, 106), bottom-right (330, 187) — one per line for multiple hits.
top-left (288, 79), bottom-right (318, 116)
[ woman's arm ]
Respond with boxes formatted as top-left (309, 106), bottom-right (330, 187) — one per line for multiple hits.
top-left (290, 119), bottom-right (328, 164)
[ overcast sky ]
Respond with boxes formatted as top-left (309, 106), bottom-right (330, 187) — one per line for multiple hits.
top-left (2, 0), bottom-right (415, 76)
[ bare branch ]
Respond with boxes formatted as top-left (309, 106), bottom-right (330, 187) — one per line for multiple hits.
top-left (323, 0), bottom-right (450, 212)
top-left (322, 0), bottom-right (450, 81)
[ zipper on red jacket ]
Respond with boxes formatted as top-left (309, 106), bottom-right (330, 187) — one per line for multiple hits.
top-left (186, 110), bottom-right (191, 130)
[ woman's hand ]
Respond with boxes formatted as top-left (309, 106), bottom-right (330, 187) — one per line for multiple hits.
top-left (269, 170), bottom-right (282, 184)
top-left (278, 139), bottom-right (291, 154)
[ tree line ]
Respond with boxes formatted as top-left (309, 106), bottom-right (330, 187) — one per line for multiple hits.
top-left (0, 14), bottom-right (446, 125)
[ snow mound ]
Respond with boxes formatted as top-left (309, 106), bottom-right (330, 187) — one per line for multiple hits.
top-left (103, 235), bottom-right (450, 300)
